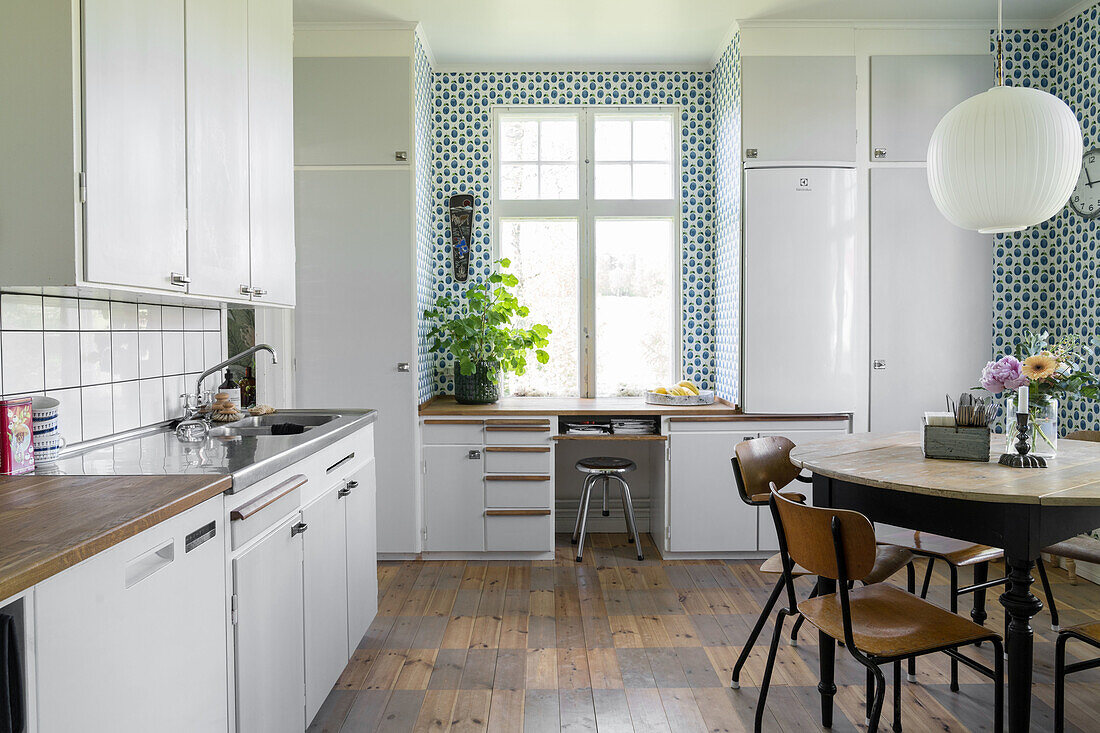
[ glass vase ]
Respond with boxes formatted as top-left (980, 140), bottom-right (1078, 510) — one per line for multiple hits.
top-left (454, 362), bottom-right (501, 405)
top-left (1004, 396), bottom-right (1058, 458)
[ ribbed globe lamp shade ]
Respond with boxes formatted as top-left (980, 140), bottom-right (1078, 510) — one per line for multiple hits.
top-left (927, 85), bottom-right (1083, 234)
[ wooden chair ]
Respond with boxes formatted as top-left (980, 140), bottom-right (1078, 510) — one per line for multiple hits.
top-left (1055, 623), bottom-right (1100, 733)
top-left (728, 437), bottom-right (914, 689)
top-left (758, 487), bottom-right (1004, 733)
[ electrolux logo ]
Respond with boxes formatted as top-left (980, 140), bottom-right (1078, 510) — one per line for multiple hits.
top-left (795, 177), bottom-right (812, 192)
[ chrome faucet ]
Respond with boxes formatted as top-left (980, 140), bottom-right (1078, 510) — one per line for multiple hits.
top-left (193, 343), bottom-right (279, 403)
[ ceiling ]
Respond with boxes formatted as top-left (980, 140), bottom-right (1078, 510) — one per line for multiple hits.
top-left (293, 0), bottom-right (1089, 66)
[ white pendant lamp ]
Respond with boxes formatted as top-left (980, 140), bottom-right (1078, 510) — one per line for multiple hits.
top-left (926, 0), bottom-right (1082, 234)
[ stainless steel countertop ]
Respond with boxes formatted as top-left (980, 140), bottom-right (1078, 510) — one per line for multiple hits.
top-left (35, 409), bottom-right (377, 493)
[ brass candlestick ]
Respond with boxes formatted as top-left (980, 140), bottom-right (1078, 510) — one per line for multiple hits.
top-left (999, 413), bottom-right (1047, 468)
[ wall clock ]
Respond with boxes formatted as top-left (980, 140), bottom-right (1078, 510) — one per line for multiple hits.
top-left (1069, 148), bottom-right (1100, 219)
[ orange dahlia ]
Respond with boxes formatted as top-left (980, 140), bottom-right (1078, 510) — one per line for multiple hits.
top-left (1022, 354), bottom-right (1058, 380)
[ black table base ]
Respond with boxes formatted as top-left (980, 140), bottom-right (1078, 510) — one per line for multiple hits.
top-left (813, 474), bottom-right (1100, 733)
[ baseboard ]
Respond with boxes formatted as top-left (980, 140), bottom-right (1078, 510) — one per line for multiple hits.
top-left (554, 497), bottom-right (650, 533)
top-left (378, 552), bottom-right (421, 561)
top-left (421, 551), bottom-right (555, 561)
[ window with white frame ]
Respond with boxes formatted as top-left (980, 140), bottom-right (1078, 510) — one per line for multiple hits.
top-left (494, 107), bottom-right (679, 398)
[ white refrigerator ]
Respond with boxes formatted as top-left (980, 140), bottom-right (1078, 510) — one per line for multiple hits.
top-left (741, 165), bottom-right (865, 414)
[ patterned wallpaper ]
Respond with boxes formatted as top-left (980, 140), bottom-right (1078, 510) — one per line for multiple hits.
top-left (712, 33), bottom-right (741, 403)
top-left (994, 5), bottom-right (1100, 432)
top-left (414, 35), bottom-right (436, 404)
top-left (424, 71), bottom-right (716, 395)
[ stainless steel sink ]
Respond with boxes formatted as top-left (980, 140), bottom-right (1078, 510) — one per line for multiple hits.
top-left (207, 411), bottom-right (340, 437)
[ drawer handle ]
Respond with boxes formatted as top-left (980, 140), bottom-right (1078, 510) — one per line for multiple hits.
top-left (424, 419), bottom-right (484, 425)
top-left (230, 474), bottom-right (307, 521)
top-left (326, 452), bottom-right (355, 473)
top-left (468, 449), bottom-right (482, 460)
top-left (484, 446), bottom-right (551, 453)
top-left (485, 419), bottom-right (550, 426)
top-left (485, 509), bottom-right (552, 516)
top-left (291, 521), bottom-right (309, 537)
top-left (125, 539), bottom-right (174, 588)
top-left (485, 426), bottom-right (550, 433)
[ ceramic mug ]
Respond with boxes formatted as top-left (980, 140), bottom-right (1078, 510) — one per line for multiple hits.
top-left (33, 434), bottom-right (66, 464)
top-left (31, 397), bottom-right (64, 463)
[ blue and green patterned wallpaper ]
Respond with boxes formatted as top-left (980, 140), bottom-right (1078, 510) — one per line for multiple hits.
top-left (995, 4), bottom-right (1100, 432)
top-left (422, 71), bottom-right (716, 396)
top-left (712, 33), bottom-right (741, 403)
top-left (414, 35), bottom-right (436, 404)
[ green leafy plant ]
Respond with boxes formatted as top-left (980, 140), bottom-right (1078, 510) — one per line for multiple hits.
top-left (423, 258), bottom-right (551, 380)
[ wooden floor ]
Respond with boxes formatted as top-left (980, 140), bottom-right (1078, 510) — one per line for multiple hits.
top-left (309, 533), bottom-right (1100, 732)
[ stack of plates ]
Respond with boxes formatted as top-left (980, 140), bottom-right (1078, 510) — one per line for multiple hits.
top-left (612, 419), bottom-right (657, 435)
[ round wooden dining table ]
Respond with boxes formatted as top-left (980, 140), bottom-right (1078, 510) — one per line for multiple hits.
top-left (789, 432), bottom-right (1100, 733)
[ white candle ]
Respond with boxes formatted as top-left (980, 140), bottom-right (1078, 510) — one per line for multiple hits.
top-left (1017, 384), bottom-right (1029, 414)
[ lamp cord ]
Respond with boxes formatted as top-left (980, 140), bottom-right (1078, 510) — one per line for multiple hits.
top-left (996, 0), bottom-right (1005, 86)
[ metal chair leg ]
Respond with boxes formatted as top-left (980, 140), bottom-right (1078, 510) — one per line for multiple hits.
top-left (993, 638), bottom-right (1004, 733)
top-left (949, 564), bottom-right (959, 692)
top-left (572, 475), bottom-right (595, 544)
top-left (732, 575), bottom-right (785, 689)
top-left (866, 667), bottom-right (874, 726)
top-left (575, 478), bottom-right (594, 562)
top-left (753, 609), bottom-right (789, 733)
top-left (892, 660), bottom-right (902, 733)
top-left (867, 663), bottom-right (887, 733)
top-left (1036, 557), bottom-right (1060, 630)
top-left (612, 475), bottom-right (642, 559)
top-left (919, 557), bottom-right (935, 598)
top-left (602, 475), bottom-right (610, 516)
top-left (906, 562), bottom-right (917, 682)
top-left (1054, 633), bottom-right (1068, 733)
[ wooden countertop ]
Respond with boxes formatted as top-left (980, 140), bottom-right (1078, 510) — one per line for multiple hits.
top-left (0, 474), bottom-right (231, 602)
top-left (419, 395), bottom-right (850, 420)
top-left (790, 432), bottom-right (1100, 506)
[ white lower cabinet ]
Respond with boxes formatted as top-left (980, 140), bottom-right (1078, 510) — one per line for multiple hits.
top-left (668, 431), bottom-right (758, 552)
top-left (35, 497), bottom-right (228, 733)
top-left (345, 459), bottom-right (379, 655)
top-left (233, 511), bottom-right (306, 733)
top-left (303, 484), bottom-right (350, 722)
top-left (423, 445), bottom-right (486, 552)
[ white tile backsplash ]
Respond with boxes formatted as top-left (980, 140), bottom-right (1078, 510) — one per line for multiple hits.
top-left (111, 331), bottom-right (139, 381)
top-left (1, 294), bottom-right (44, 330)
top-left (110, 301), bottom-right (138, 330)
top-left (2, 332), bottom-right (44, 394)
top-left (79, 332), bottom-right (113, 385)
top-left (1, 293), bottom-right (226, 444)
top-left (43, 331), bottom-right (80, 389)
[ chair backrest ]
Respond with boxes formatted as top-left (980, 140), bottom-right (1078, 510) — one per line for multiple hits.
top-left (1066, 430), bottom-right (1100, 443)
top-left (770, 485), bottom-right (877, 582)
top-left (731, 436), bottom-right (802, 505)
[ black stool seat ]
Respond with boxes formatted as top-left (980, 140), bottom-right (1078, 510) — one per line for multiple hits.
top-left (576, 457), bottom-right (636, 473)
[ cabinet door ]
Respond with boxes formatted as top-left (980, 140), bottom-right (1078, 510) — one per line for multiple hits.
top-left (247, 0), bottom-right (296, 305)
top-left (234, 513), bottom-right (305, 733)
top-left (36, 499), bottom-right (227, 733)
top-left (293, 57), bottom-right (412, 166)
top-left (345, 459), bottom-right (379, 655)
top-left (185, 0), bottom-right (251, 300)
top-left (869, 169), bottom-right (991, 433)
top-left (423, 445), bottom-right (486, 552)
top-left (741, 56), bottom-right (855, 162)
top-left (302, 485), bottom-right (350, 723)
top-left (83, 0), bottom-right (188, 291)
top-left (870, 55), bottom-right (990, 162)
top-left (669, 432), bottom-right (758, 552)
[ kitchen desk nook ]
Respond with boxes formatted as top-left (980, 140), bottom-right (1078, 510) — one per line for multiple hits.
top-left (419, 397), bottom-right (851, 559)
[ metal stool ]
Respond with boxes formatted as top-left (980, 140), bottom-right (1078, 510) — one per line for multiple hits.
top-left (571, 457), bottom-right (641, 562)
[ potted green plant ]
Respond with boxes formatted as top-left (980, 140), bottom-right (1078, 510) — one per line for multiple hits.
top-left (424, 259), bottom-right (551, 404)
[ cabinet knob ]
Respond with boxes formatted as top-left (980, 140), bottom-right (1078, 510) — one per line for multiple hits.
top-left (873, 359), bottom-right (887, 370)
top-left (468, 450), bottom-right (482, 460)
top-left (252, 288), bottom-right (268, 298)
top-left (346, 480), bottom-right (359, 489)
top-left (239, 285), bottom-right (254, 296)
top-left (338, 487), bottom-right (351, 498)
top-left (170, 272), bottom-right (191, 287)
top-left (291, 521), bottom-right (308, 536)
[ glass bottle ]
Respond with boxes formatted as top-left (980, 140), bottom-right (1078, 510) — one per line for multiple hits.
top-left (239, 366), bottom-right (257, 408)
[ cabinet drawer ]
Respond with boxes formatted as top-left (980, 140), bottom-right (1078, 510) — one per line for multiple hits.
top-left (423, 419), bottom-right (483, 445)
top-left (484, 419), bottom-right (552, 445)
top-left (483, 446), bottom-right (551, 474)
top-left (485, 511), bottom-right (553, 552)
top-left (485, 475), bottom-right (552, 508)
top-left (230, 473), bottom-right (306, 550)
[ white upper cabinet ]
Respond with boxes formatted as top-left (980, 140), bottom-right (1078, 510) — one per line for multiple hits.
top-left (870, 55), bottom-right (992, 162)
top-left (185, 0), bottom-right (251, 301)
top-left (0, 0), bottom-right (295, 305)
top-left (741, 56), bottom-right (856, 162)
top-left (83, 0), bottom-right (188, 292)
top-left (247, 0), bottom-right (296, 306)
top-left (293, 57), bottom-right (413, 166)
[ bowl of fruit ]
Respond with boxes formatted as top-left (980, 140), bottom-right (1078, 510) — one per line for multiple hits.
top-left (645, 381), bottom-right (715, 406)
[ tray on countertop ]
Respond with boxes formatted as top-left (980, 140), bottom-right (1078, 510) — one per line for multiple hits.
top-left (644, 389), bottom-right (716, 406)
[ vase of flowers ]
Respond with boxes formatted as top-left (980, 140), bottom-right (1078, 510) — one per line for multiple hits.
top-left (424, 258), bottom-right (551, 405)
top-left (978, 330), bottom-right (1100, 458)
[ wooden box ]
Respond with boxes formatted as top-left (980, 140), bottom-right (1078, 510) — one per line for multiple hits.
top-left (922, 420), bottom-right (990, 462)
